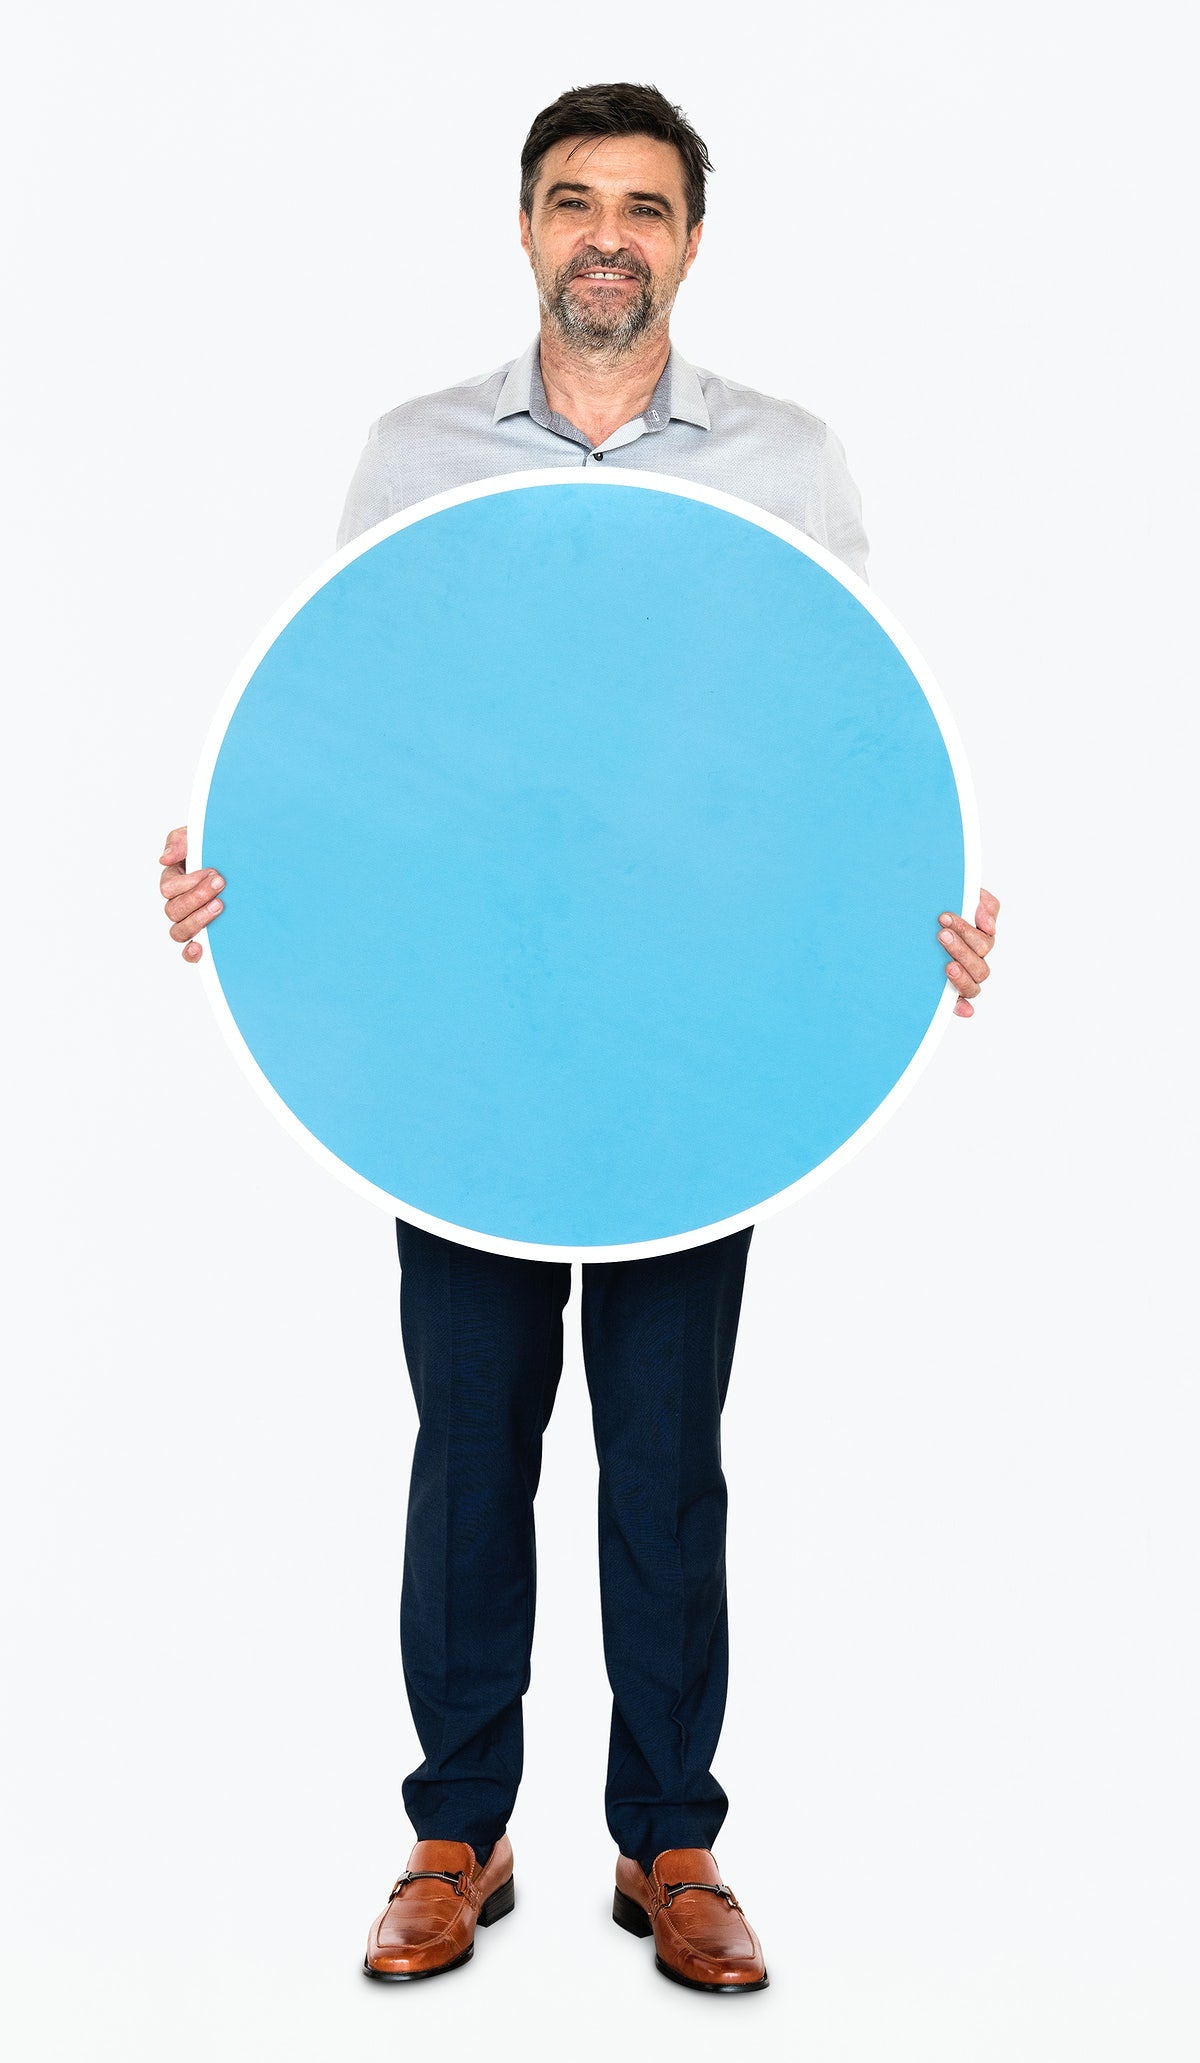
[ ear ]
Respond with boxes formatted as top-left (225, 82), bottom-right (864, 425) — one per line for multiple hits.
top-left (518, 209), bottom-right (532, 260)
top-left (680, 218), bottom-right (703, 281)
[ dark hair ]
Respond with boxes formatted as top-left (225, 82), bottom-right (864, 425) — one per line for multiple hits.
top-left (520, 83), bottom-right (713, 232)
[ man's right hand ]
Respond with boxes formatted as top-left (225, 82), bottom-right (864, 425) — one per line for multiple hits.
top-left (159, 826), bottom-right (224, 963)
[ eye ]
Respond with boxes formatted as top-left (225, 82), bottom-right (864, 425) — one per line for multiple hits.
top-left (632, 206), bottom-right (663, 217)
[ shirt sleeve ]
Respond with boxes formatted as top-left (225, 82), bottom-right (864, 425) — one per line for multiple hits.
top-left (336, 419), bottom-right (398, 551)
top-left (805, 424), bottom-right (870, 586)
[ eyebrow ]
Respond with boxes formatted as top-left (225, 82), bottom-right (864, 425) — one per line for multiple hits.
top-left (542, 180), bottom-right (676, 217)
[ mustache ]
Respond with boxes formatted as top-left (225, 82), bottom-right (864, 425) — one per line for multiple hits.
top-left (561, 249), bottom-right (652, 285)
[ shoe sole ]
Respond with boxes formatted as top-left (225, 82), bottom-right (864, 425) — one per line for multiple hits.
top-left (611, 1886), bottom-right (769, 1993)
top-left (363, 1875), bottom-right (516, 1981)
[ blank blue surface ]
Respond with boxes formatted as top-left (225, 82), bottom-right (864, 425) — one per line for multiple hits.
top-left (203, 481), bottom-right (964, 1247)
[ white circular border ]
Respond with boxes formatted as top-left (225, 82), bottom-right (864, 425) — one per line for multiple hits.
top-left (190, 468), bottom-right (981, 1262)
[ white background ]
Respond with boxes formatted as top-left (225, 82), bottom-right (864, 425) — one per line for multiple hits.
top-left (3, 3), bottom-right (1195, 2058)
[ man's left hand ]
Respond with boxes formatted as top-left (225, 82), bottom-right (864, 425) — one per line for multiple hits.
top-left (938, 888), bottom-right (1000, 1018)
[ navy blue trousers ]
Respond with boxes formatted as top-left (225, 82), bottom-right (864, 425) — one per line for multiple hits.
top-left (395, 1217), bottom-right (754, 1873)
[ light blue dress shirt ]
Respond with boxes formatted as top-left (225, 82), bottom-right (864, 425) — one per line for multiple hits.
top-left (337, 335), bottom-right (870, 582)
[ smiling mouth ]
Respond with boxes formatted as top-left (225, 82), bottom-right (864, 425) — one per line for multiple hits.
top-left (573, 269), bottom-right (640, 283)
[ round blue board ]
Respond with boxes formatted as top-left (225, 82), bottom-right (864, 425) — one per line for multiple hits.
top-left (194, 471), bottom-right (976, 1258)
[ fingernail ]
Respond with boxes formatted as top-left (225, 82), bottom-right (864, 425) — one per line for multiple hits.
top-left (939, 913), bottom-right (952, 924)
top-left (211, 875), bottom-right (225, 891)
top-left (207, 898), bottom-right (223, 914)
top-left (939, 929), bottom-right (953, 945)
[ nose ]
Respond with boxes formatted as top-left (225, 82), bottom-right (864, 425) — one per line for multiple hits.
top-left (590, 200), bottom-right (625, 253)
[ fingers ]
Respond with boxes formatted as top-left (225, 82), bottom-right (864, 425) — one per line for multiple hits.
top-left (160, 863), bottom-right (216, 902)
top-left (938, 924), bottom-right (990, 987)
top-left (943, 955), bottom-right (982, 1000)
top-left (163, 871), bottom-right (224, 921)
top-left (938, 910), bottom-right (994, 960)
top-left (158, 823), bottom-right (222, 965)
top-left (169, 891), bottom-right (224, 944)
top-left (939, 890), bottom-right (999, 1015)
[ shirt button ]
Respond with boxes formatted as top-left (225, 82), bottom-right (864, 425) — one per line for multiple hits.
top-left (592, 450), bottom-right (605, 461)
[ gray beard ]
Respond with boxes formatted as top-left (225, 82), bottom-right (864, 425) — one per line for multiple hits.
top-left (539, 274), bottom-right (662, 353)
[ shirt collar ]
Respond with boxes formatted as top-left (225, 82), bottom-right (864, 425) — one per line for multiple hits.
top-left (493, 336), bottom-right (710, 434)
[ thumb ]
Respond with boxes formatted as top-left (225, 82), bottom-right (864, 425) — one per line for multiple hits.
top-left (975, 886), bottom-right (1000, 936)
top-left (159, 824), bottom-right (188, 866)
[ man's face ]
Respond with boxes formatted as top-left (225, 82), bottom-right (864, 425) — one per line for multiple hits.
top-left (520, 133), bottom-right (702, 352)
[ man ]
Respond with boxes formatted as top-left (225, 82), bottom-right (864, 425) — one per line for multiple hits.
top-left (159, 83), bottom-right (1000, 1994)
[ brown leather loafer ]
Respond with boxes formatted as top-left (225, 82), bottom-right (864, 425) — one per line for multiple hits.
top-left (613, 1846), bottom-right (768, 1991)
top-left (363, 1836), bottom-right (515, 1981)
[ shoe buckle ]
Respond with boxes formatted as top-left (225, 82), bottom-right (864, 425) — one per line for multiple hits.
top-left (389, 1868), bottom-right (469, 1900)
top-left (661, 1879), bottom-right (738, 1909)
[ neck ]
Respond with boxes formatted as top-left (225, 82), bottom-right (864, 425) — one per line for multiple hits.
top-left (537, 319), bottom-right (672, 448)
